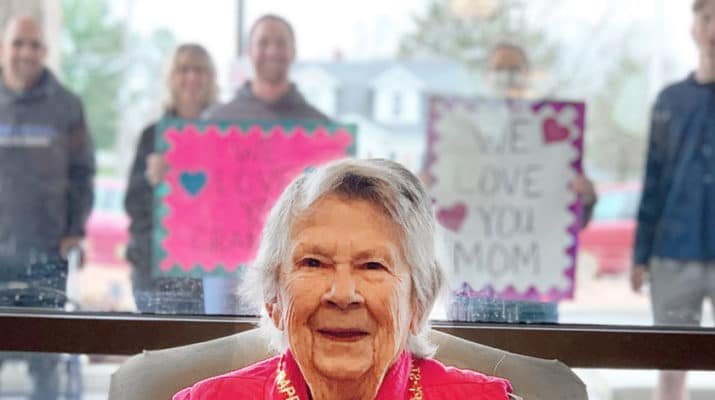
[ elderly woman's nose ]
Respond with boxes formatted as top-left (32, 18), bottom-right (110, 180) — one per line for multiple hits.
top-left (322, 268), bottom-right (363, 309)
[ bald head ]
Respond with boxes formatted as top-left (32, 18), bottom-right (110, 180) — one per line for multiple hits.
top-left (486, 42), bottom-right (530, 99)
top-left (487, 43), bottom-right (529, 73)
top-left (1, 16), bottom-right (47, 91)
top-left (3, 16), bottom-right (43, 40)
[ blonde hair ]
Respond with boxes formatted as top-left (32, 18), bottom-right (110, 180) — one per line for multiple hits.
top-left (162, 43), bottom-right (218, 113)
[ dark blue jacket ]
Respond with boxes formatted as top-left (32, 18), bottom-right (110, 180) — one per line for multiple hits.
top-left (634, 74), bottom-right (715, 266)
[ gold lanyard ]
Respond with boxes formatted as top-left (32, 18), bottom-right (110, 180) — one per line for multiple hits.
top-left (275, 356), bottom-right (423, 400)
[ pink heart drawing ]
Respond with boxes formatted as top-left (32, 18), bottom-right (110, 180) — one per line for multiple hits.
top-left (436, 203), bottom-right (468, 232)
top-left (542, 118), bottom-right (570, 144)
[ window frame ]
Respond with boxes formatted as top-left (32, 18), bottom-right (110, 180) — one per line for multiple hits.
top-left (1, 310), bottom-right (713, 370)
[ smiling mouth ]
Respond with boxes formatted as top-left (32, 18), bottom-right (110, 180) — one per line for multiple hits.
top-left (317, 329), bottom-right (369, 342)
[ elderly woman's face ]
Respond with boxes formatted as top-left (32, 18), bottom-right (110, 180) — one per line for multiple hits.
top-left (269, 194), bottom-right (415, 382)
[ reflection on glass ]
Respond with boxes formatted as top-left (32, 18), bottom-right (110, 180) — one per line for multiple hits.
top-left (0, 0), bottom-right (710, 334)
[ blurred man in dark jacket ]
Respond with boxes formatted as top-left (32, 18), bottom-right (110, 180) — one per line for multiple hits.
top-left (0, 15), bottom-right (95, 400)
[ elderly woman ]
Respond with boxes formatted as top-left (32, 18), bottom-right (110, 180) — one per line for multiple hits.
top-left (173, 159), bottom-right (513, 399)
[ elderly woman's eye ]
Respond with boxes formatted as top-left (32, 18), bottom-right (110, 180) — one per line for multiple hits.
top-left (300, 258), bottom-right (322, 268)
top-left (364, 262), bottom-right (386, 270)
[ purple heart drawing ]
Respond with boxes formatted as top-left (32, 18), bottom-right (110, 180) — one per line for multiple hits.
top-left (436, 202), bottom-right (468, 232)
top-left (542, 118), bottom-right (570, 144)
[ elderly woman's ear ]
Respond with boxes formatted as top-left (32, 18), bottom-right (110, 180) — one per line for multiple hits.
top-left (265, 300), bottom-right (284, 331)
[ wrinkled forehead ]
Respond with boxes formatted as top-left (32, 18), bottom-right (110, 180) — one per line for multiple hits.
top-left (289, 194), bottom-right (403, 241)
top-left (284, 195), bottom-right (410, 279)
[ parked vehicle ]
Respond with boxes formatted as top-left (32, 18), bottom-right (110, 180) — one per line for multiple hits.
top-left (579, 182), bottom-right (640, 276)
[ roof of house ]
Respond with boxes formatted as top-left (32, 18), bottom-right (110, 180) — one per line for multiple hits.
top-left (293, 59), bottom-right (475, 122)
top-left (294, 59), bottom-right (474, 92)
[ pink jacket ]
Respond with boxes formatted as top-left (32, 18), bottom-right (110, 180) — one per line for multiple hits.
top-left (174, 350), bottom-right (513, 399)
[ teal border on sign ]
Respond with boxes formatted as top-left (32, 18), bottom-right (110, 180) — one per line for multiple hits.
top-left (152, 117), bottom-right (358, 278)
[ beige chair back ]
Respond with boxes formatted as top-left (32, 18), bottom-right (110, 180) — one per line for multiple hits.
top-left (109, 328), bottom-right (586, 400)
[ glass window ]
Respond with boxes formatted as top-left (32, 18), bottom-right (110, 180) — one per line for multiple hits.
top-left (0, 0), bottom-right (712, 365)
top-left (392, 92), bottom-right (403, 118)
top-left (2, 4), bottom-right (715, 398)
top-left (592, 187), bottom-right (639, 221)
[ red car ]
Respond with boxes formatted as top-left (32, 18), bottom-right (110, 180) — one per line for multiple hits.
top-left (85, 178), bottom-right (130, 268)
top-left (579, 182), bottom-right (641, 276)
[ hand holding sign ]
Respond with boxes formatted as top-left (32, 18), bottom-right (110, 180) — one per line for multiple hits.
top-left (146, 153), bottom-right (170, 186)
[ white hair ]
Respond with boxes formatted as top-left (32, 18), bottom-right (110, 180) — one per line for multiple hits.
top-left (241, 158), bottom-right (445, 358)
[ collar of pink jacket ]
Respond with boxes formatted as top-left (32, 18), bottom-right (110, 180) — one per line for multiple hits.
top-left (279, 350), bottom-right (413, 400)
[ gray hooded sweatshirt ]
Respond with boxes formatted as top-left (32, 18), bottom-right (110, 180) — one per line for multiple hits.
top-left (204, 81), bottom-right (329, 122)
top-left (0, 68), bottom-right (95, 267)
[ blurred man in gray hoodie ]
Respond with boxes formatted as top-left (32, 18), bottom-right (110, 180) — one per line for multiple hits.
top-left (201, 15), bottom-right (327, 314)
top-left (205, 14), bottom-right (327, 121)
top-left (0, 16), bottom-right (95, 400)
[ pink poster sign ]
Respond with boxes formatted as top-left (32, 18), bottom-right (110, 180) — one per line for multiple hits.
top-left (153, 122), bottom-right (355, 277)
top-left (426, 96), bottom-right (585, 302)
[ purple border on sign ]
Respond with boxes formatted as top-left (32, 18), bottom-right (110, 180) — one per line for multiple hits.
top-left (426, 95), bottom-right (586, 302)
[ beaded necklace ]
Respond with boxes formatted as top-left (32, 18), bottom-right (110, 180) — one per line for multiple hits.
top-left (274, 355), bottom-right (423, 400)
